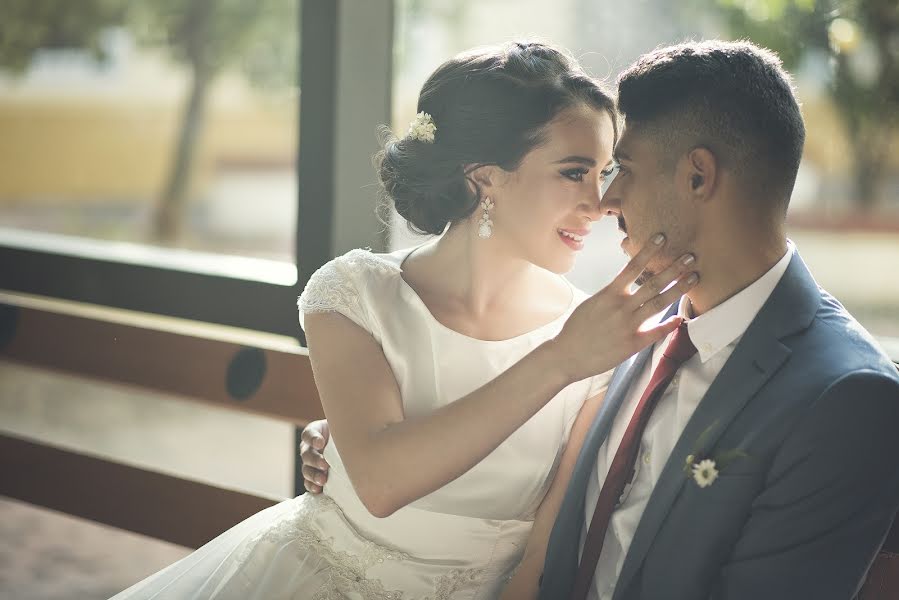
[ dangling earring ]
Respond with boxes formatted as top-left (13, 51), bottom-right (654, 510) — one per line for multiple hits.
top-left (478, 197), bottom-right (494, 239)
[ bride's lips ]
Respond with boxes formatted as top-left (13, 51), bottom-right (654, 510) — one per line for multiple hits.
top-left (558, 227), bottom-right (589, 251)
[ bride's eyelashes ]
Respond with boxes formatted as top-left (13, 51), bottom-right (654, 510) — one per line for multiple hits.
top-left (560, 164), bottom-right (618, 184)
top-left (560, 167), bottom-right (589, 182)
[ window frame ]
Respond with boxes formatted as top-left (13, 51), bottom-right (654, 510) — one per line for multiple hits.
top-left (0, 0), bottom-right (395, 497)
top-left (0, 0), bottom-right (394, 342)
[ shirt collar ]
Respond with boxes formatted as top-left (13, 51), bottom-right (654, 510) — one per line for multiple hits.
top-left (678, 241), bottom-right (795, 363)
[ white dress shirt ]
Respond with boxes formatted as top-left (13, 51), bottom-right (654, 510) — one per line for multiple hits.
top-left (582, 243), bottom-right (794, 600)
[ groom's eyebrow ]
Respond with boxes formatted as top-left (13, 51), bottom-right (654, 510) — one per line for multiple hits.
top-left (613, 150), bottom-right (632, 163)
top-left (553, 156), bottom-right (597, 166)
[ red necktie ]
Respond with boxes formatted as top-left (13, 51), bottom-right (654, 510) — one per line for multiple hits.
top-left (570, 323), bottom-right (697, 600)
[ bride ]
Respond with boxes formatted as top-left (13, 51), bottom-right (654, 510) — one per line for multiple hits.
top-left (111, 40), bottom-right (697, 600)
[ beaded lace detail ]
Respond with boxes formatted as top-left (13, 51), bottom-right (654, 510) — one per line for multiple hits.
top-left (426, 567), bottom-right (487, 599)
top-left (236, 495), bottom-right (409, 599)
top-left (233, 494), bottom-right (490, 599)
top-left (298, 248), bottom-right (398, 321)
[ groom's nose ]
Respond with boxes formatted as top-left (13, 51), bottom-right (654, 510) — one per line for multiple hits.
top-left (599, 189), bottom-right (621, 218)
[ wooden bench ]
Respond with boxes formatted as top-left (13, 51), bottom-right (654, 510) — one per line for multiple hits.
top-left (0, 291), bottom-right (321, 548)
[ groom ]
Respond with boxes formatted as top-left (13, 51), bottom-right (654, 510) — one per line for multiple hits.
top-left (300, 40), bottom-right (899, 599)
top-left (534, 40), bottom-right (899, 600)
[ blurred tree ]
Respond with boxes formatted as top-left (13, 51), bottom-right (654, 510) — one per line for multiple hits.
top-left (0, 0), bottom-right (296, 242)
top-left (131, 0), bottom-right (296, 241)
top-left (0, 0), bottom-right (127, 72)
top-left (707, 0), bottom-right (898, 211)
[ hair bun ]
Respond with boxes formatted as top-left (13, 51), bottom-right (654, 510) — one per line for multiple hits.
top-left (377, 136), bottom-right (472, 236)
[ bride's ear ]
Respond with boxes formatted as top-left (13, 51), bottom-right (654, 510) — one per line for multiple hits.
top-left (464, 164), bottom-right (504, 198)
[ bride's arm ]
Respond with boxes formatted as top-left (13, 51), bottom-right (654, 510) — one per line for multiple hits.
top-left (498, 390), bottom-right (605, 600)
top-left (304, 240), bottom-right (693, 518)
top-left (305, 310), bottom-right (572, 517)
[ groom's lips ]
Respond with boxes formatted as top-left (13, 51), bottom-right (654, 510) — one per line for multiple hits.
top-left (618, 217), bottom-right (631, 249)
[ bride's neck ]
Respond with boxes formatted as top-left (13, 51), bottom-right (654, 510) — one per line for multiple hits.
top-left (410, 224), bottom-right (536, 316)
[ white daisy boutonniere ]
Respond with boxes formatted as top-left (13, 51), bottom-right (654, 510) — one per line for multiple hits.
top-left (691, 459), bottom-right (719, 488)
top-left (682, 420), bottom-right (751, 488)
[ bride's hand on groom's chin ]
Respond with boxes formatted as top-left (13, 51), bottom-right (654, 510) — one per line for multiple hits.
top-left (300, 419), bottom-right (331, 494)
top-left (551, 233), bottom-right (699, 383)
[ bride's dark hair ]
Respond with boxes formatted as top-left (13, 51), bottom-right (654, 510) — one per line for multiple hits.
top-left (378, 40), bottom-right (618, 236)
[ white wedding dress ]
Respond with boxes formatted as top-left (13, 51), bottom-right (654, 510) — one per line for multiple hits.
top-left (111, 246), bottom-right (611, 600)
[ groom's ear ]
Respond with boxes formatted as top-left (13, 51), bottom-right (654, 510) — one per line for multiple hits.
top-left (684, 146), bottom-right (718, 200)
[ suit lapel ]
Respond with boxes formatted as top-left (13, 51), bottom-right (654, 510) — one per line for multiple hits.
top-left (612, 334), bottom-right (791, 598)
top-left (612, 250), bottom-right (820, 599)
top-left (567, 300), bottom-right (682, 512)
top-left (542, 338), bottom-right (659, 596)
top-left (573, 348), bottom-right (653, 500)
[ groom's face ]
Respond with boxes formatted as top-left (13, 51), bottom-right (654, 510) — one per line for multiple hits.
top-left (600, 125), bottom-right (698, 284)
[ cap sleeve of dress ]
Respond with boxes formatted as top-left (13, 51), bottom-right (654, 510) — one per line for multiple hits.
top-left (297, 249), bottom-right (382, 335)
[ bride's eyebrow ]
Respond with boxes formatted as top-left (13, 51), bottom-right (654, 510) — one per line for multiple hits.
top-left (553, 156), bottom-right (596, 166)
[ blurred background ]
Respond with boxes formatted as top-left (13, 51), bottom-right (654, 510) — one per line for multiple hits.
top-left (1, 0), bottom-right (896, 597)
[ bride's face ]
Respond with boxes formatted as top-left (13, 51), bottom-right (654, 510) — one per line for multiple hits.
top-left (487, 105), bottom-right (616, 274)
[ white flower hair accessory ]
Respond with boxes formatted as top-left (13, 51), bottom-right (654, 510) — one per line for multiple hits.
top-left (406, 111), bottom-right (437, 143)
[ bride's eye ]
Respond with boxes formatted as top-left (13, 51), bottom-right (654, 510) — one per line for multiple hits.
top-left (561, 168), bottom-right (588, 182)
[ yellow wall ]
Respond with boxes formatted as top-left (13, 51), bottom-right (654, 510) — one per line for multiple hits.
top-left (0, 91), bottom-right (296, 203)
top-left (1, 82), bottom-right (894, 204)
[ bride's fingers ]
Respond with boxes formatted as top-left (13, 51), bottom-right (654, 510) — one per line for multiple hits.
top-left (638, 314), bottom-right (684, 345)
top-left (628, 253), bottom-right (696, 309)
top-left (635, 272), bottom-right (698, 323)
top-left (610, 233), bottom-right (667, 290)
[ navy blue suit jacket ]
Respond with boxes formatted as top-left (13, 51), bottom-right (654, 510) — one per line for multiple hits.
top-left (540, 249), bottom-right (899, 600)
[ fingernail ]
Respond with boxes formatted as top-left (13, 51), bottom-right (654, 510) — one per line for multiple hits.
top-left (681, 254), bottom-right (695, 266)
top-left (652, 233), bottom-right (665, 245)
top-left (687, 273), bottom-right (699, 285)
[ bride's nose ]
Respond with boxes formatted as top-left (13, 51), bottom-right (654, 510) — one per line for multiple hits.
top-left (579, 186), bottom-right (602, 221)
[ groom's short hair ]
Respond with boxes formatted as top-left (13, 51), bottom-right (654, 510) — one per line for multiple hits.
top-left (617, 40), bottom-right (805, 212)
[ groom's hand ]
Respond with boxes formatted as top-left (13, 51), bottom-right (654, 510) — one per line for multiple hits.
top-left (300, 419), bottom-right (331, 494)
